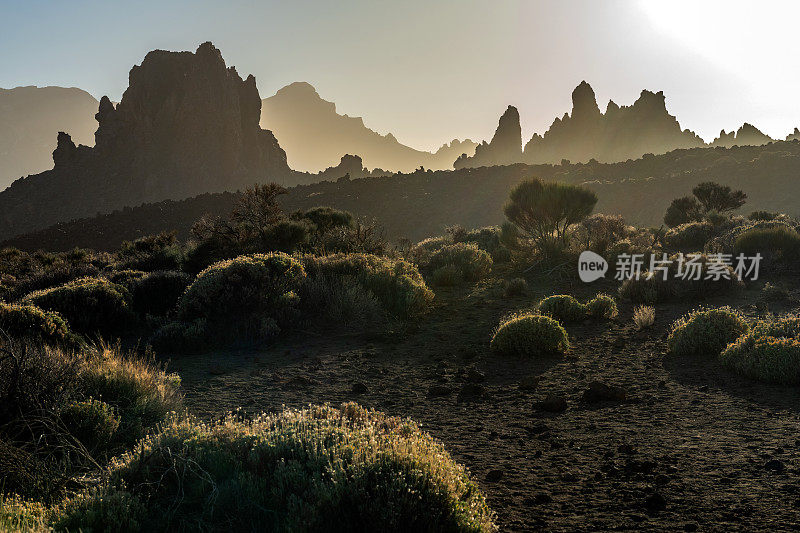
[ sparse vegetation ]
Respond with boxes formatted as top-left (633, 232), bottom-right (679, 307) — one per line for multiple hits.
top-left (490, 313), bottom-right (569, 357)
top-left (720, 315), bottom-right (800, 384)
top-left (538, 295), bottom-right (587, 322)
top-left (632, 305), bottom-right (655, 329)
top-left (667, 307), bottom-right (748, 357)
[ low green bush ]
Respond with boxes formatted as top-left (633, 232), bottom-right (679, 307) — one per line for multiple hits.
top-left (490, 313), bottom-right (569, 357)
top-left (21, 278), bottom-right (132, 337)
top-left (129, 270), bottom-right (192, 316)
top-left (0, 302), bottom-right (83, 350)
top-left (719, 316), bottom-right (800, 384)
top-left (667, 307), bottom-right (748, 357)
top-left (426, 243), bottom-right (493, 283)
top-left (302, 253), bottom-right (434, 319)
top-left (431, 265), bottom-right (464, 287)
top-left (538, 295), bottom-right (587, 322)
top-left (59, 399), bottom-right (120, 454)
top-left (586, 293), bottom-right (618, 319)
top-left (56, 403), bottom-right (496, 532)
top-left (0, 342), bottom-right (181, 500)
top-left (116, 232), bottom-right (184, 271)
top-left (734, 225), bottom-right (800, 261)
top-left (664, 221), bottom-right (715, 251)
top-left (502, 278), bottom-right (528, 298)
top-left (177, 253), bottom-right (305, 343)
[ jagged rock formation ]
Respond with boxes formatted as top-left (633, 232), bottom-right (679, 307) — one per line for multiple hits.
top-left (0, 86), bottom-right (98, 191)
top-left (454, 106), bottom-right (522, 169)
top-left (456, 82), bottom-right (706, 168)
top-left (711, 123), bottom-right (774, 148)
top-left (262, 82), bottom-right (476, 172)
top-left (787, 128), bottom-right (800, 142)
top-left (0, 42), bottom-right (291, 240)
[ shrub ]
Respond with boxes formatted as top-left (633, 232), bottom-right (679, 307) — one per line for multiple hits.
top-left (490, 313), bottom-right (569, 357)
top-left (720, 316), bottom-right (800, 384)
top-left (298, 276), bottom-right (383, 326)
top-left (502, 278), bottom-right (528, 298)
top-left (579, 213), bottom-right (627, 255)
top-left (586, 293), bottom-right (618, 319)
top-left (129, 270), bottom-right (193, 316)
top-left (762, 281), bottom-right (790, 301)
top-left (177, 253), bottom-right (306, 343)
top-left (300, 206), bottom-right (354, 231)
top-left (664, 221), bottom-right (715, 251)
top-left (618, 274), bottom-right (672, 304)
top-left (56, 404), bottom-right (496, 532)
top-left (431, 265), bottom-right (464, 287)
top-left (106, 269), bottom-right (146, 288)
top-left (538, 295), bottom-right (587, 322)
top-left (148, 319), bottom-right (209, 354)
top-left (457, 226), bottom-right (502, 253)
top-left (22, 277), bottom-right (132, 337)
top-left (667, 307), bottom-right (748, 357)
top-left (0, 302), bottom-right (83, 350)
top-left (504, 178), bottom-right (597, 259)
top-left (426, 243), bottom-right (493, 283)
top-left (117, 232), bottom-right (183, 271)
top-left (59, 399), bottom-right (120, 453)
top-left (302, 253), bottom-right (434, 319)
top-left (80, 346), bottom-right (182, 447)
top-left (734, 225), bottom-right (800, 261)
top-left (664, 196), bottom-right (703, 228)
top-left (632, 305), bottom-right (655, 329)
top-left (748, 210), bottom-right (778, 221)
top-left (0, 342), bottom-right (181, 500)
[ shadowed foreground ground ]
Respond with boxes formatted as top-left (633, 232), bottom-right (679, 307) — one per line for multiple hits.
top-left (170, 276), bottom-right (800, 531)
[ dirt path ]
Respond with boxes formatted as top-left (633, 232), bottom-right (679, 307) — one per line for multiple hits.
top-left (169, 276), bottom-right (800, 531)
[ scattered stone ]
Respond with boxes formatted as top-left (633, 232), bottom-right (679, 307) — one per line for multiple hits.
top-left (428, 384), bottom-right (453, 397)
top-left (582, 381), bottom-right (627, 403)
top-left (519, 375), bottom-right (540, 391)
top-left (459, 382), bottom-right (486, 399)
top-left (351, 382), bottom-right (368, 394)
top-left (466, 367), bottom-right (486, 383)
top-left (765, 459), bottom-right (785, 472)
top-left (644, 492), bottom-right (666, 514)
top-left (485, 469), bottom-right (504, 482)
top-left (535, 394), bottom-right (568, 413)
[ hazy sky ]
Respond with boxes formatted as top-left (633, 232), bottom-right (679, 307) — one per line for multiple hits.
top-left (2, 0), bottom-right (799, 151)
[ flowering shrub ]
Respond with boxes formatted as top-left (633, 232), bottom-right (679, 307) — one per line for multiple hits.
top-left (56, 404), bottom-right (496, 532)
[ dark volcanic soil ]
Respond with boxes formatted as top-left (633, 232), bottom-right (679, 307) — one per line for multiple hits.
top-left (169, 273), bottom-right (800, 532)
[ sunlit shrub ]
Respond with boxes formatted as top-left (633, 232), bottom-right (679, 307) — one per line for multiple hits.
top-left (177, 253), bottom-right (305, 342)
top-left (56, 404), bottom-right (496, 532)
top-left (426, 243), bottom-right (492, 283)
top-left (490, 313), bottom-right (569, 357)
top-left (302, 253), bottom-right (434, 319)
top-left (538, 295), bottom-right (587, 322)
top-left (632, 305), bottom-right (655, 329)
top-left (502, 278), bottom-right (527, 298)
top-left (667, 307), bottom-right (747, 357)
top-left (431, 265), bottom-right (464, 287)
top-left (720, 315), bottom-right (800, 384)
top-left (59, 399), bottom-right (120, 453)
top-left (117, 232), bottom-right (184, 271)
top-left (0, 302), bottom-right (83, 350)
top-left (734, 225), bottom-right (800, 261)
top-left (664, 221), bottom-right (715, 251)
top-left (586, 293), bottom-right (618, 319)
top-left (22, 277), bottom-right (133, 336)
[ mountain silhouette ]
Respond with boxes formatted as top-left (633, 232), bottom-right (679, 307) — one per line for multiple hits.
top-left (454, 106), bottom-right (522, 169)
top-left (0, 42), bottom-right (291, 240)
top-left (456, 81), bottom-right (710, 167)
top-left (0, 86), bottom-right (98, 191)
top-left (711, 123), bottom-right (774, 147)
top-left (261, 81), bottom-right (476, 172)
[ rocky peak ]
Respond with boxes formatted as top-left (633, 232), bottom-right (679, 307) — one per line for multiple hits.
top-left (571, 81), bottom-right (601, 119)
top-left (0, 42), bottom-right (290, 240)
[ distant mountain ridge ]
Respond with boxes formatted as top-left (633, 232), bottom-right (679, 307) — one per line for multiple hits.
top-left (455, 81), bottom-right (787, 168)
top-left (0, 42), bottom-right (291, 240)
top-left (261, 81), bottom-right (476, 172)
top-left (0, 86), bottom-right (98, 190)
